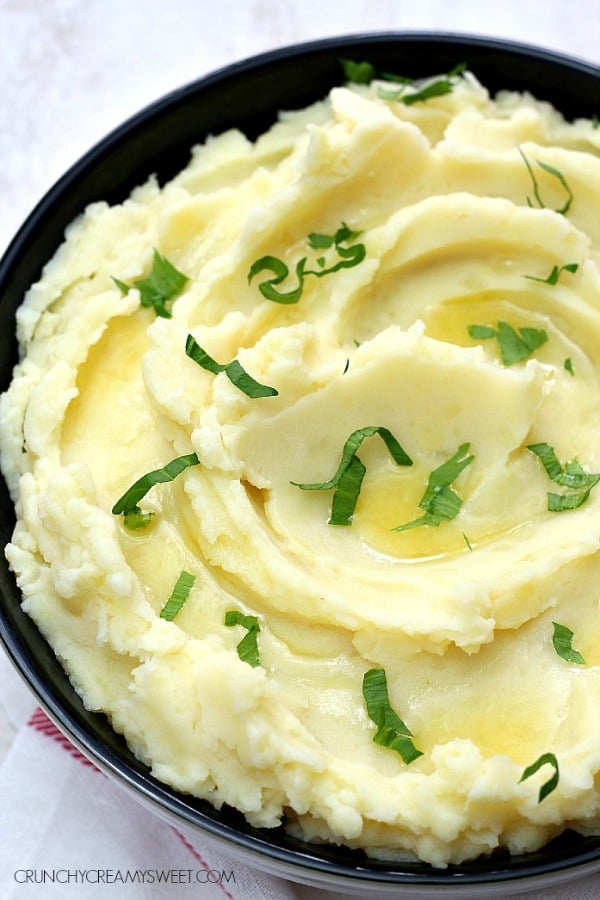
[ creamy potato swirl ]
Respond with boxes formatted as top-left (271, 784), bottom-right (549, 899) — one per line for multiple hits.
top-left (3, 70), bottom-right (600, 866)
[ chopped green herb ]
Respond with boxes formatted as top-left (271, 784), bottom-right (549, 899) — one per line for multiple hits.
top-left (225, 610), bottom-right (261, 667)
top-left (548, 490), bottom-right (597, 512)
top-left (393, 443), bottom-right (474, 532)
top-left (379, 63), bottom-right (467, 104)
top-left (527, 442), bottom-right (564, 483)
top-left (525, 262), bottom-right (579, 285)
top-left (340, 57), bottom-right (467, 102)
top-left (329, 453), bottom-right (367, 526)
top-left (343, 357), bottom-right (350, 374)
top-left (362, 668), bottom-right (423, 764)
top-left (463, 532), bottom-right (473, 551)
top-left (160, 570), bottom-right (196, 621)
top-left (378, 71), bottom-right (413, 84)
top-left (119, 508), bottom-right (154, 530)
top-left (340, 57), bottom-right (415, 86)
top-left (112, 277), bottom-right (131, 295)
top-left (527, 441), bottom-right (600, 512)
top-left (517, 146), bottom-right (573, 215)
top-left (292, 426), bottom-right (412, 526)
top-left (340, 57), bottom-right (377, 84)
top-left (564, 357), bottom-right (574, 376)
top-left (248, 222), bottom-right (365, 304)
top-left (307, 221), bottom-right (361, 250)
top-left (468, 321), bottom-right (548, 365)
top-left (185, 334), bottom-right (278, 398)
top-left (113, 249), bottom-right (188, 318)
top-left (247, 256), bottom-right (307, 304)
top-left (402, 65), bottom-right (467, 104)
top-left (552, 622), bottom-right (585, 665)
top-left (225, 359), bottom-right (278, 397)
top-left (112, 453), bottom-right (200, 528)
top-left (519, 752), bottom-right (559, 803)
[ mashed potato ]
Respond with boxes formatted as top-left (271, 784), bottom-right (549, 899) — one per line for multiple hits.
top-left (2, 65), bottom-right (600, 867)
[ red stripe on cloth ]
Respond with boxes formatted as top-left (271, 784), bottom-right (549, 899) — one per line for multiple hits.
top-left (171, 827), bottom-right (236, 900)
top-left (27, 707), bottom-right (101, 771)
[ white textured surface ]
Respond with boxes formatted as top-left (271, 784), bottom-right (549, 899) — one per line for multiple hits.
top-left (0, 1), bottom-right (599, 897)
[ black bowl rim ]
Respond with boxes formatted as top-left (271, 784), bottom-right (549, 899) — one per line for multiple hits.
top-left (1, 30), bottom-right (600, 893)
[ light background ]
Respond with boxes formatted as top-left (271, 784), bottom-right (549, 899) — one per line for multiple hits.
top-left (1, 0), bottom-right (599, 257)
top-left (0, 0), bottom-right (599, 895)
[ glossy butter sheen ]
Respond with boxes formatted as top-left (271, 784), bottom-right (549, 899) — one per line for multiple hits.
top-left (2, 72), bottom-right (600, 867)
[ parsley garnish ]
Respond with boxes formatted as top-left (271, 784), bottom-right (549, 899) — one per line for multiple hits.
top-left (292, 426), bottom-right (412, 526)
top-left (517, 146), bottom-right (573, 215)
top-left (112, 453), bottom-right (200, 529)
top-left (340, 57), bottom-right (413, 85)
top-left (378, 63), bottom-right (467, 104)
top-left (113, 249), bottom-right (188, 318)
top-left (393, 443), bottom-right (474, 532)
top-left (552, 622), bottom-right (585, 665)
top-left (225, 611), bottom-right (261, 667)
top-left (519, 752), bottom-right (559, 803)
top-left (160, 570), bottom-right (196, 621)
top-left (362, 668), bottom-right (423, 764)
top-left (248, 222), bottom-right (365, 304)
top-left (468, 321), bottom-right (548, 365)
top-left (524, 262), bottom-right (579, 285)
top-left (340, 57), bottom-right (377, 84)
top-left (185, 334), bottom-right (278, 398)
top-left (247, 256), bottom-right (305, 304)
top-left (564, 357), bottom-right (574, 376)
top-left (340, 57), bottom-right (467, 105)
top-left (527, 442), bottom-right (600, 511)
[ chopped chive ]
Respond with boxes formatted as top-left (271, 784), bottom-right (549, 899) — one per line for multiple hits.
top-left (524, 262), bottom-right (578, 285)
top-left (378, 63), bottom-right (467, 104)
top-left (248, 222), bottom-right (365, 304)
top-left (527, 442), bottom-right (600, 512)
top-left (517, 146), bottom-right (573, 215)
top-left (393, 443), bottom-right (474, 532)
top-left (362, 668), bottom-right (423, 764)
top-left (185, 335), bottom-right (278, 398)
top-left (112, 453), bottom-right (200, 528)
top-left (340, 57), bottom-right (377, 84)
top-left (551, 622), bottom-right (585, 665)
top-left (160, 570), bottom-right (196, 621)
top-left (247, 256), bottom-right (306, 304)
top-left (292, 426), bottom-right (412, 526)
top-left (225, 611), bottom-right (261, 667)
top-left (519, 752), bottom-right (559, 802)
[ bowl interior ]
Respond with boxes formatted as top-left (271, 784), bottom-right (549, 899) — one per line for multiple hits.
top-left (1, 32), bottom-right (600, 894)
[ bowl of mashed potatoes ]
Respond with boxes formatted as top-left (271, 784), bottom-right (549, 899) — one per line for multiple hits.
top-left (1, 32), bottom-right (600, 897)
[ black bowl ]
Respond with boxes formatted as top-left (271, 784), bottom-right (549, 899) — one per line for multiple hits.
top-left (1, 32), bottom-right (600, 898)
